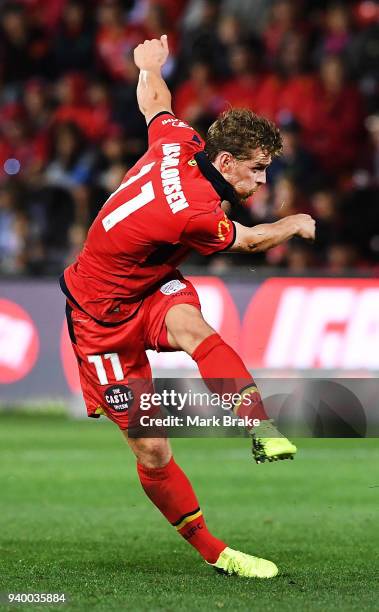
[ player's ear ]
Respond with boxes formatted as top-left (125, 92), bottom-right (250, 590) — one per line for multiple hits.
top-left (218, 152), bottom-right (234, 173)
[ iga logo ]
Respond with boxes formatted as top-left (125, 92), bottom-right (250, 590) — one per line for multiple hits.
top-left (0, 299), bottom-right (39, 383)
top-left (242, 278), bottom-right (379, 370)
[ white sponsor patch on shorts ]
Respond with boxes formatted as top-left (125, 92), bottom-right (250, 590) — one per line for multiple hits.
top-left (160, 279), bottom-right (187, 295)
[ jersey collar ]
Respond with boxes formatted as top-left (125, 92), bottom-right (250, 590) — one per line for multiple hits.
top-left (194, 151), bottom-right (240, 208)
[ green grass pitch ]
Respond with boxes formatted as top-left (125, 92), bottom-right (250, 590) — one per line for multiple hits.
top-left (0, 413), bottom-right (378, 612)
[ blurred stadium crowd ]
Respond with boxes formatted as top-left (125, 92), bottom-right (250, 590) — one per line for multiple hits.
top-left (0, 0), bottom-right (378, 275)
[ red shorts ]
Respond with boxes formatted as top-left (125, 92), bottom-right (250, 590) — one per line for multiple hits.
top-left (65, 273), bottom-right (201, 430)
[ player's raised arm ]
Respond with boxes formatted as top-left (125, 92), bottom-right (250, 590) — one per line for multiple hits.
top-left (228, 214), bottom-right (316, 253)
top-left (134, 35), bottom-right (173, 125)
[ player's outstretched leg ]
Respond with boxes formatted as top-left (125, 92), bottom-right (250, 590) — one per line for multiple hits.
top-left (165, 304), bottom-right (296, 464)
top-left (191, 333), bottom-right (297, 463)
top-left (126, 436), bottom-right (278, 577)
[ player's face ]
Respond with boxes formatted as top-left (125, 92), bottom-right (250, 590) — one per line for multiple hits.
top-left (220, 149), bottom-right (272, 202)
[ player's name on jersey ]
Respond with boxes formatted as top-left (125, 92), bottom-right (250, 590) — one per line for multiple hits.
top-left (139, 415), bottom-right (260, 428)
top-left (160, 143), bottom-right (189, 214)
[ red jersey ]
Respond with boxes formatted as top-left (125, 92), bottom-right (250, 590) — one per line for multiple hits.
top-left (61, 112), bottom-right (236, 324)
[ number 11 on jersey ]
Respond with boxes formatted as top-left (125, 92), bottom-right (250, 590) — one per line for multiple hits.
top-left (102, 162), bottom-right (156, 231)
top-left (88, 353), bottom-right (124, 385)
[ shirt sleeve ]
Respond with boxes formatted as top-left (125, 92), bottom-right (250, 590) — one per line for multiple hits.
top-left (148, 111), bottom-right (204, 148)
top-left (181, 209), bottom-right (236, 256)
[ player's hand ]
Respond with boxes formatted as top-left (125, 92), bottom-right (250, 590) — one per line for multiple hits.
top-left (292, 214), bottom-right (316, 241)
top-left (134, 35), bottom-right (169, 72)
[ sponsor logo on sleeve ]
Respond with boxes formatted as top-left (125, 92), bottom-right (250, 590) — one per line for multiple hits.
top-left (217, 215), bottom-right (231, 242)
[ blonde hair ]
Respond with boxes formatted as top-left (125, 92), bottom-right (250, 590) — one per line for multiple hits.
top-left (205, 108), bottom-right (283, 161)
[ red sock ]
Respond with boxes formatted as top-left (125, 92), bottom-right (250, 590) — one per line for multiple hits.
top-left (137, 457), bottom-right (226, 563)
top-left (192, 333), bottom-right (269, 423)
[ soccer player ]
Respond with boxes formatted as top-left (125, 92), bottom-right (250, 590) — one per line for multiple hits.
top-left (60, 35), bottom-right (315, 578)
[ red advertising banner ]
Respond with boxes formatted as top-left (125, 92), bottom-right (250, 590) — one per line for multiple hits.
top-left (242, 278), bottom-right (379, 370)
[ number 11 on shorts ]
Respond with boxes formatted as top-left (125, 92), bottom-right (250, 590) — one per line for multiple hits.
top-left (88, 353), bottom-right (123, 385)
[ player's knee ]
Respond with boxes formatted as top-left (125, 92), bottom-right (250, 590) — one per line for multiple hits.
top-left (128, 437), bottom-right (171, 468)
top-left (166, 305), bottom-right (214, 354)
